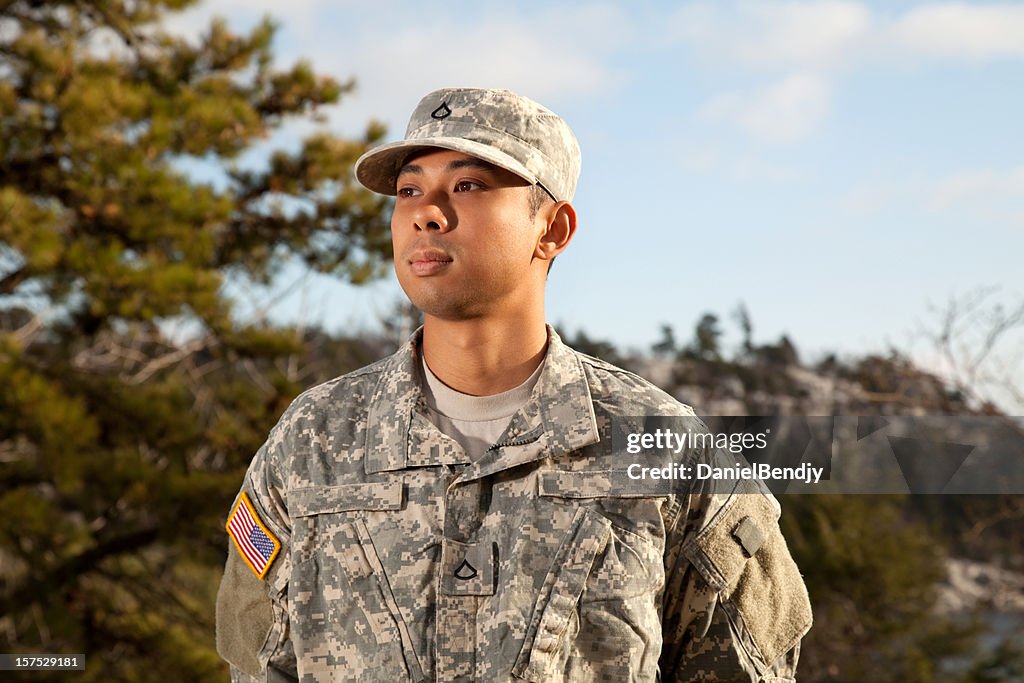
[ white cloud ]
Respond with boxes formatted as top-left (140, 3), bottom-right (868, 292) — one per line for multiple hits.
top-left (925, 166), bottom-right (1024, 210)
top-left (670, 0), bottom-right (872, 70)
top-left (840, 181), bottom-right (905, 214)
top-left (671, 1), bottom-right (1024, 69)
top-left (163, 0), bottom-right (326, 42)
top-left (890, 3), bottom-right (1024, 60)
top-left (700, 74), bottom-right (831, 143)
top-left (677, 141), bottom-right (721, 173)
top-left (155, 3), bottom-right (630, 148)
top-left (842, 166), bottom-right (1024, 214)
top-left (673, 2), bottom-right (1024, 144)
top-left (732, 157), bottom-right (803, 183)
top-left (675, 0), bottom-right (868, 70)
top-left (676, 141), bottom-right (802, 181)
top-left (308, 4), bottom-right (631, 139)
top-left (352, 13), bottom-right (620, 100)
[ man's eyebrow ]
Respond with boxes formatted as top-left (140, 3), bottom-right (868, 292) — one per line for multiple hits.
top-left (396, 157), bottom-right (499, 178)
top-left (397, 163), bottom-right (422, 177)
top-left (445, 158), bottom-right (499, 173)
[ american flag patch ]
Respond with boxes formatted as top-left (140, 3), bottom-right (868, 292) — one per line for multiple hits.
top-left (226, 492), bottom-right (281, 579)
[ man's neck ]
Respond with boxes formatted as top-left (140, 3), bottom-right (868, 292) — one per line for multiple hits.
top-left (421, 312), bottom-right (548, 396)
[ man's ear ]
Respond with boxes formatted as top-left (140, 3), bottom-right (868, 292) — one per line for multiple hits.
top-left (534, 201), bottom-right (577, 263)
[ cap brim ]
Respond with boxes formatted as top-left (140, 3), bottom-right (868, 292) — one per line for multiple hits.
top-left (354, 137), bottom-right (539, 196)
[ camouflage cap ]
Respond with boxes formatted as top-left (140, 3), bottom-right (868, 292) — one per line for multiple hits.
top-left (354, 88), bottom-right (581, 202)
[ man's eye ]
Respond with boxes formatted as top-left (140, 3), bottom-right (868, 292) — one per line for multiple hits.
top-left (454, 180), bottom-right (482, 192)
top-left (397, 187), bottom-right (420, 198)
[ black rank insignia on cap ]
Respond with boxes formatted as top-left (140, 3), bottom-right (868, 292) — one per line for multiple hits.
top-left (431, 102), bottom-right (452, 120)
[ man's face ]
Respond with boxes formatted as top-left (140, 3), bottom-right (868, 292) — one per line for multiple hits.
top-left (391, 149), bottom-right (547, 320)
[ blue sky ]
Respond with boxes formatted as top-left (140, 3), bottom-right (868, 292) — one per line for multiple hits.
top-left (166, 0), bottom-right (1023, 406)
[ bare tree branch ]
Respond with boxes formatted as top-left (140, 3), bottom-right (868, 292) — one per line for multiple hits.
top-left (127, 335), bottom-right (216, 384)
top-left (922, 287), bottom-right (1024, 413)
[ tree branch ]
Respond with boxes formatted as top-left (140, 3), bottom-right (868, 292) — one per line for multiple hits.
top-left (127, 335), bottom-right (216, 384)
top-left (0, 525), bottom-right (159, 615)
top-left (0, 266), bottom-right (28, 294)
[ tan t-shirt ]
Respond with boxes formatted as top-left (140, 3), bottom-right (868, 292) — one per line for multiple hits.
top-left (420, 355), bottom-right (544, 461)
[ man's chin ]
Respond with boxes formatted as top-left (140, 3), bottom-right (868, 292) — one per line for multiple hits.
top-left (416, 299), bottom-right (488, 322)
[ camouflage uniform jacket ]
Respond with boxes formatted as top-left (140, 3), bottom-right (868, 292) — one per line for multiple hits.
top-left (216, 326), bottom-right (812, 682)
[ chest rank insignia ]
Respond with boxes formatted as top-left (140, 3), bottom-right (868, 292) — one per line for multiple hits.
top-left (454, 559), bottom-right (478, 580)
top-left (431, 102), bottom-right (452, 120)
top-left (226, 492), bottom-right (281, 579)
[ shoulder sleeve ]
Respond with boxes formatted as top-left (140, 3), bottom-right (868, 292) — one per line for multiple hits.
top-left (216, 430), bottom-right (297, 681)
top-left (217, 541), bottom-right (272, 676)
top-left (661, 447), bottom-right (812, 682)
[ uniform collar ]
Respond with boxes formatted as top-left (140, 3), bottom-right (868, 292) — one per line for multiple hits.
top-left (364, 325), bottom-right (599, 476)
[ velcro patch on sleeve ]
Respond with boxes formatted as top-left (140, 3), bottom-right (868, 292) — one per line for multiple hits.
top-left (732, 516), bottom-right (766, 558)
top-left (226, 492), bottom-right (281, 580)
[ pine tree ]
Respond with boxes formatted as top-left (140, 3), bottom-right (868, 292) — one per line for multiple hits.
top-left (0, 2), bottom-right (391, 679)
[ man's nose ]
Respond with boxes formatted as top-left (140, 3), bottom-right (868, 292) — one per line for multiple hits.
top-left (413, 192), bottom-right (452, 233)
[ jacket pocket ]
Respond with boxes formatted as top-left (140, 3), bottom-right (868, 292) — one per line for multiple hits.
top-left (683, 490), bottom-right (812, 675)
top-left (290, 481), bottom-right (403, 517)
top-left (289, 482), bottom-right (425, 682)
top-left (538, 469), bottom-right (667, 600)
top-left (512, 506), bottom-right (612, 682)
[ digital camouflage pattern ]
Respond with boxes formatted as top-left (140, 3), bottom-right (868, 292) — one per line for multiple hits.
top-left (354, 88), bottom-right (582, 202)
top-left (217, 327), bottom-right (812, 682)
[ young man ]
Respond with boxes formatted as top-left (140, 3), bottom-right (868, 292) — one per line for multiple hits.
top-left (216, 88), bottom-right (812, 682)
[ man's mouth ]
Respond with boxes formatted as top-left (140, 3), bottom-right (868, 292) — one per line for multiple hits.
top-left (408, 248), bottom-right (453, 276)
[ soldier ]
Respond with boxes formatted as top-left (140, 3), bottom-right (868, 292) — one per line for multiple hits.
top-left (216, 87), bottom-right (812, 682)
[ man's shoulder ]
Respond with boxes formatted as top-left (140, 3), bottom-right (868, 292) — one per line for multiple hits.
top-left (273, 351), bottom-right (401, 432)
top-left (301, 353), bottom-right (392, 400)
top-left (566, 346), bottom-right (696, 419)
